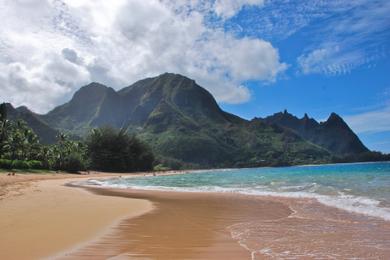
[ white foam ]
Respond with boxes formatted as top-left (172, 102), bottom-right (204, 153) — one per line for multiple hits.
top-left (82, 179), bottom-right (106, 186)
top-left (80, 179), bottom-right (390, 221)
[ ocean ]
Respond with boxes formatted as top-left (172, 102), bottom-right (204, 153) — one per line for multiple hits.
top-left (86, 161), bottom-right (390, 221)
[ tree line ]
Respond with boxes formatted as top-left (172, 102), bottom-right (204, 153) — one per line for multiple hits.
top-left (0, 103), bottom-right (155, 173)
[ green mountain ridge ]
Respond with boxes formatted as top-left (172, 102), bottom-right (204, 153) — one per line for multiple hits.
top-left (262, 110), bottom-right (369, 156)
top-left (4, 73), bottom-right (382, 169)
top-left (5, 103), bottom-right (58, 144)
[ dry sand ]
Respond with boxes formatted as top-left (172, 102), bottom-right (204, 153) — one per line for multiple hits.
top-left (0, 173), bottom-right (153, 259)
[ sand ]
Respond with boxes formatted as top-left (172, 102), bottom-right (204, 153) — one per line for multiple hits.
top-left (1, 172), bottom-right (389, 259)
top-left (66, 186), bottom-right (390, 259)
top-left (61, 187), bottom-right (290, 259)
top-left (0, 173), bottom-right (153, 260)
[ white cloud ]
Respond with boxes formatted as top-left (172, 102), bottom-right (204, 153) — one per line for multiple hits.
top-left (344, 106), bottom-right (390, 134)
top-left (0, 59), bottom-right (84, 112)
top-left (226, 0), bottom-right (373, 40)
top-left (296, 0), bottom-right (390, 75)
top-left (0, 0), bottom-right (286, 113)
top-left (297, 45), bottom-right (366, 75)
top-left (213, 0), bottom-right (265, 19)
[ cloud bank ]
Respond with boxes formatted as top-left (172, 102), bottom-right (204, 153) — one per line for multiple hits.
top-left (0, 0), bottom-right (286, 113)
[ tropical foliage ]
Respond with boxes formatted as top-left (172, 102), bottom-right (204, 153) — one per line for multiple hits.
top-left (86, 127), bottom-right (154, 172)
top-left (0, 104), bottom-right (42, 163)
top-left (0, 103), bottom-right (155, 172)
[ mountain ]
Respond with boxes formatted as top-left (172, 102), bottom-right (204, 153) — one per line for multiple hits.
top-left (262, 110), bottom-right (369, 156)
top-left (35, 73), bottom-right (331, 168)
top-left (40, 74), bottom-right (244, 134)
top-left (4, 73), bottom-right (376, 169)
top-left (5, 103), bottom-right (58, 144)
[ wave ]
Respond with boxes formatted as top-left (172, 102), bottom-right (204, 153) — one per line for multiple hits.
top-left (82, 178), bottom-right (390, 221)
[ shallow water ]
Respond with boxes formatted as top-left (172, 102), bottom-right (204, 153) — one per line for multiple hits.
top-left (87, 161), bottom-right (390, 221)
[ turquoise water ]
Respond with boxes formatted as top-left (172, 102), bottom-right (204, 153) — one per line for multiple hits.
top-left (88, 162), bottom-right (390, 220)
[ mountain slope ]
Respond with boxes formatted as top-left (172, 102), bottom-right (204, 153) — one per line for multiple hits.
top-left (262, 110), bottom-right (369, 156)
top-left (40, 73), bottom-right (245, 134)
top-left (35, 73), bottom-right (331, 168)
top-left (5, 103), bottom-right (58, 144)
top-left (41, 82), bottom-right (123, 136)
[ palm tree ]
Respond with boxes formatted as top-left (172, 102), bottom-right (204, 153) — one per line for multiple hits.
top-left (0, 103), bottom-right (9, 157)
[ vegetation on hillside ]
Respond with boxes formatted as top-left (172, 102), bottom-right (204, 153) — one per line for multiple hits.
top-left (263, 110), bottom-right (369, 155)
top-left (0, 103), bottom-right (155, 172)
top-left (3, 74), bottom-right (389, 170)
top-left (28, 73), bottom-right (338, 169)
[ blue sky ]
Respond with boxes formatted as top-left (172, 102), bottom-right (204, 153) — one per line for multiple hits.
top-left (219, 0), bottom-right (390, 152)
top-left (0, 0), bottom-right (389, 152)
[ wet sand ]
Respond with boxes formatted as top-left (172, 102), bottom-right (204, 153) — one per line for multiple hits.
top-left (64, 186), bottom-right (390, 259)
top-left (0, 175), bottom-right (153, 260)
top-left (62, 187), bottom-right (291, 259)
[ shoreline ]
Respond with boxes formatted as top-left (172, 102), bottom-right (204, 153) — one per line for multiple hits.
top-left (81, 167), bottom-right (390, 222)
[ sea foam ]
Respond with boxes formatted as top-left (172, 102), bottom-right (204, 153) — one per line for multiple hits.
top-left (81, 162), bottom-right (390, 221)
top-left (83, 179), bottom-right (390, 221)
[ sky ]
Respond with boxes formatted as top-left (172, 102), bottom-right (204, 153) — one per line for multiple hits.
top-left (0, 0), bottom-right (389, 152)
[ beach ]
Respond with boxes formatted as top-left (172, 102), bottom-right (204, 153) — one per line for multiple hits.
top-left (63, 187), bottom-right (291, 259)
top-left (0, 173), bottom-right (153, 259)
top-left (65, 186), bottom-right (390, 259)
top-left (1, 169), bottom-right (390, 259)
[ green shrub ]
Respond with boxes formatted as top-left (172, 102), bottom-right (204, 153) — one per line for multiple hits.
top-left (87, 127), bottom-right (155, 172)
top-left (28, 160), bottom-right (44, 169)
top-left (62, 153), bottom-right (86, 173)
top-left (1, 159), bottom-right (44, 170)
top-left (153, 164), bottom-right (170, 171)
top-left (156, 157), bottom-right (184, 170)
top-left (0, 159), bottom-right (12, 169)
top-left (11, 160), bottom-right (31, 169)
